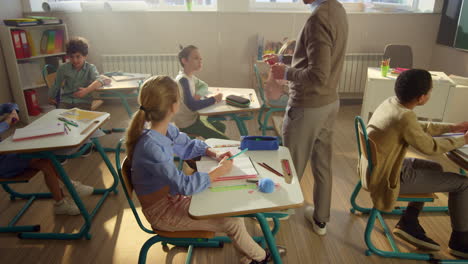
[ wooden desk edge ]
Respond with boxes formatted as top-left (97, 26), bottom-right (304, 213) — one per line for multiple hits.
top-left (188, 201), bottom-right (304, 220)
top-left (0, 116), bottom-right (110, 155)
top-left (446, 151), bottom-right (468, 171)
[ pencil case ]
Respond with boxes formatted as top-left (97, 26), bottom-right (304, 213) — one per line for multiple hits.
top-left (226, 95), bottom-right (250, 108)
top-left (240, 136), bottom-right (279, 151)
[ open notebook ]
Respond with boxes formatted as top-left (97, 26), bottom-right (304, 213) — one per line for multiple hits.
top-left (59, 108), bottom-right (106, 123)
top-left (13, 123), bottom-right (64, 141)
top-left (454, 145), bottom-right (468, 161)
top-left (196, 149), bottom-right (258, 181)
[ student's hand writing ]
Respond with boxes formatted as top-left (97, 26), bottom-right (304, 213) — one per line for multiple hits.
top-left (271, 64), bottom-right (286, 80)
top-left (6, 110), bottom-right (19, 126)
top-left (73, 87), bottom-right (89, 98)
top-left (48, 97), bottom-right (57, 105)
top-left (452, 122), bottom-right (468, 133)
top-left (217, 156), bottom-right (233, 175)
top-left (214, 93), bottom-right (223, 103)
top-left (194, 94), bottom-right (202, 100)
top-left (263, 54), bottom-right (279, 65)
top-left (215, 151), bottom-right (232, 161)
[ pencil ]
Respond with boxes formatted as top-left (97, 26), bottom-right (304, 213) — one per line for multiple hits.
top-left (257, 162), bottom-right (283, 177)
top-left (227, 148), bottom-right (248, 160)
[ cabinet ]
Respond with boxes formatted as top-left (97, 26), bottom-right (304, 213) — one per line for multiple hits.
top-left (0, 23), bottom-right (68, 124)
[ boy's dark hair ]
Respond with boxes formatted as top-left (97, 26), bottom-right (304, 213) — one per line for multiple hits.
top-left (394, 69), bottom-right (432, 104)
top-left (66, 37), bottom-right (89, 56)
top-left (178, 45), bottom-right (198, 67)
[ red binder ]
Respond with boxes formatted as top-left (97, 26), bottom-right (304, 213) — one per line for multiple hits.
top-left (19, 30), bottom-right (31, 58)
top-left (11, 30), bottom-right (24, 59)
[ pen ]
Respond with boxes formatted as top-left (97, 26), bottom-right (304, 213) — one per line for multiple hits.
top-left (227, 148), bottom-right (248, 160)
top-left (261, 162), bottom-right (283, 177)
top-left (64, 123), bottom-right (71, 131)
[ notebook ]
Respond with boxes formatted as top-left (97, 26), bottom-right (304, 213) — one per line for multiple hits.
top-left (454, 145), bottom-right (468, 160)
top-left (111, 73), bottom-right (148, 82)
top-left (59, 108), bottom-right (105, 123)
top-left (196, 149), bottom-right (258, 181)
top-left (13, 123), bottom-right (64, 141)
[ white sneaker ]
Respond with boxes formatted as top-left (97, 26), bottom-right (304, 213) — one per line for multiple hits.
top-left (71, 180), bottom-right (94, 196)
top-left (304, 206), bottom-right (327, 236)
top-left (54, 198), bottom-right (80, 216)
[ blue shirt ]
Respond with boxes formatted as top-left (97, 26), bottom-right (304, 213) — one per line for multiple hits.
top-left (0, 103), bottom-right (30, 179)
top-left (131, 124), bottom-right (211, 196)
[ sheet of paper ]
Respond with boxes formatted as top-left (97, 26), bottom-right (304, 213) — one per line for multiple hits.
top-left (196, 155), bottom-right (258, 180)
top-left (13, 122), bottom-right (64, 141)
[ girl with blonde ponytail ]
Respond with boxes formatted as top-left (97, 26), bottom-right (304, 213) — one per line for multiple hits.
top-left (125, 76), bottom-right (270, 264)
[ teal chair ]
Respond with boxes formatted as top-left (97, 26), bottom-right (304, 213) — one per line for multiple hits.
top-left (0, 168), bottom-right (52, 233)
top-left (254, 64), bottom-right (286, 136)
top-left (353, 116), bottom-right (465, 263)
top-left (115, 140), bottom-right (224, 264)
top-left (350, 117), bottom-right (448, 215)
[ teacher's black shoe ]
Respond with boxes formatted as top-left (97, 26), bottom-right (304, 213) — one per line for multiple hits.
top-left (449, 231), bottom-right (468, 259)
top-left (393, 218), bottom-right (440, 251)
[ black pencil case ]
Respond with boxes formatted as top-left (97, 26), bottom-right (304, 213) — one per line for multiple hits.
top-left (226, 95), bottom-right (250, 108)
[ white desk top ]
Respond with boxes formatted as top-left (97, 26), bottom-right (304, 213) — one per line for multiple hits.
top-left (189, 139), bottom-right (304, 219)
top-left (0, 109), bottom-right (110, 154)
top-left (367, 67), bottom-right (454, 84)
top-left (198, 87), bottom-right (261, 116)
top-left (98, 74), bottom-right (150, 91)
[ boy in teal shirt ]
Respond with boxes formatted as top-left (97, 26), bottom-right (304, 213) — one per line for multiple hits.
top-left (48, 37), bottom-right (104, 110)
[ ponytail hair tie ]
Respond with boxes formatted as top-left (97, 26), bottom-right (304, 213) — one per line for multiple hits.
top-left (139, 106), bottom-right (146, 112)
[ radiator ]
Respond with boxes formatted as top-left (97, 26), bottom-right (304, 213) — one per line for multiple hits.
top-left (338, 53), bottom-right (383, 97)
top-left (101, 54), bottom-right (180, 77)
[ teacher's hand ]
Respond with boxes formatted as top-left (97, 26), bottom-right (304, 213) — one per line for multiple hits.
top-left (271, 64), bottom-right (286, 80)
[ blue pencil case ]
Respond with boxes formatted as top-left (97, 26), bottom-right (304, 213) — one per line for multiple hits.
top-left (240, 136), bottom-right (279, 151)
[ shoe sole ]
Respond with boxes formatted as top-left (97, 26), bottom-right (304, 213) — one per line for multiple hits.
top-left (449, 248), bottom-right (468, 259)
top-left (304, 214), bottom-right (326, 236)
top-left (393, 228), bottom-right (440, 251)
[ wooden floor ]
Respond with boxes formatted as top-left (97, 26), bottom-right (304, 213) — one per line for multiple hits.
top-left (0, 101), bottom-right (462, 264)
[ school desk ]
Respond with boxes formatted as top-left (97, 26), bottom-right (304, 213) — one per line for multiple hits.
top-left (189, 138), bottom-right (304, 264)
top-left (361, 68), bottom-right (455, 123)
top-left (198, 87), bottom-right (261, 136)
top-left (0, 109), bottom-right (119, 240)
top-left (97, 74), bottom-right (151, 118)
top-left (446, 148), bottom-right (468, 172)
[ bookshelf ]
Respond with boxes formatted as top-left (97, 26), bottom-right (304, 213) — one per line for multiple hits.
top-left (0, 23), bottom-right (68, 124)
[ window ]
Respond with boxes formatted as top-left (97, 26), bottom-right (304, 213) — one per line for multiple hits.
top-left (47, 0), bottom-right (217, 11)
top-left (250, 0), bottom-right (420, 12)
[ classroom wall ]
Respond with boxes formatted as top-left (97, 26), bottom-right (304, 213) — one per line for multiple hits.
top-left (27, 11), bottom-right (440, 88)
top-left (430, 43), bottom-right (468, 77)
top-left (0, 0), bottom-right (23, 103)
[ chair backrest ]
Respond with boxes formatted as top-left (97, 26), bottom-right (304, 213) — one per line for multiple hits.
top-left (383, 44), bottom-right (413, 69)
top-left (355, 116), bottom-right (377, 190)
top-left (253, 64), bottom-right (266, 103)
top-left (115, 139), bottom-right (154, 234)
top-left (42, 64), bottom-right (61, 105)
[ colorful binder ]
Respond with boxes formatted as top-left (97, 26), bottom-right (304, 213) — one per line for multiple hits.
top-left (54, 30), bottom-right (63, 53)
top-left (11, 30), bottom-right (24, 59)
top-left (19, 30), bottom-right (31, 58)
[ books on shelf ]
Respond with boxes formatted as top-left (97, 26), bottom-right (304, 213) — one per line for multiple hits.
top-left (27, 16), bottom-right (62, 25)
top-left (4, 18), bottom-right (39, 27)
top-left (18, 61), bottom-right (44, 89)
top-left (40, 29), bottom-right (64, 54)
top-left (13, 123), bottom-right (65, 141)
top-left (59, 108), bottom-right (106, 123)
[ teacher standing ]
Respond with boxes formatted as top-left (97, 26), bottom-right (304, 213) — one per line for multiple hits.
top-left (265, 0), bottom-right (348, 236)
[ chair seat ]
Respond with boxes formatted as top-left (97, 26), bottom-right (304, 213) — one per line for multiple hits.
top-left (398, 193), bottom-right (438, 199)
top-left (0, 169), bottom-right (39, 183)
top-left (154, 229), bottom-right (215, 239)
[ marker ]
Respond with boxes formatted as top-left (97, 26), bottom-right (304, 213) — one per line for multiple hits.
top-left (64, 123), bottom-right (71, 131)
top-left (58, 117), bottom-right (78, 127)
top-left (227, 148), bottom-right (248, 160)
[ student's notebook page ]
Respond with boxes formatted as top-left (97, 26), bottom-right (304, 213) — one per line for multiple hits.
top-left (13, 123), bottom-right (64, 141)
top-left (196, 154), bottom-right (258, 181)
top-left (59, 108), bottom-right (105, 123)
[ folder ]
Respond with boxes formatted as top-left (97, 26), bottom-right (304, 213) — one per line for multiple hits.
top-left (54, 30), bottom-right (63, 53)
top-left (19, 30), bottom-right (31, 58)
top-left (13, 123), bottom-right (65, 141)
top-left (40, 30), bottom-right (49, 54)
top-left (25, 31), bottom-right (37, 56)
top-left (11, 30), bottom-right (24, 59)
top-left (47, 30), bottom-right (56, 54)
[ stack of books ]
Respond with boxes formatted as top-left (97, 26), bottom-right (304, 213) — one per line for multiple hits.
top-left (4, 18), bottom-right (39, 27)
